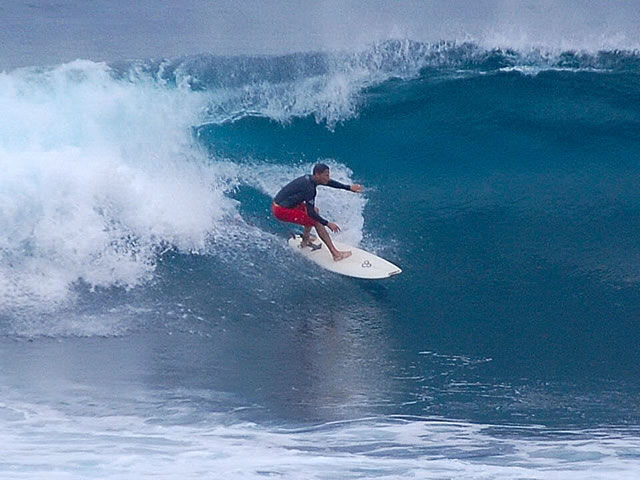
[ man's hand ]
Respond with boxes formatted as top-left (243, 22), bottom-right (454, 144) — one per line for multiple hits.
top-left (327, 222), bottom-right (341, 233)
top-left (350, 184), bottom-right (364, 193)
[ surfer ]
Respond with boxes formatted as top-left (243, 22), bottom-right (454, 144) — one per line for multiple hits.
top-left (272, 163), bottom-right (364, 261)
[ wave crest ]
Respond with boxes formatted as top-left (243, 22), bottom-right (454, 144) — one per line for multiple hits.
top-left (114, 40), bottom-right (640, 127)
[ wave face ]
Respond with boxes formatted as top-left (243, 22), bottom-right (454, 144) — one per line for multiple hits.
top-left (2, 38), bottom-right (640, 364)
top-left (2, 39), bottom-right (640, 362)
top-left (1, 40), bottom-right (640, 478)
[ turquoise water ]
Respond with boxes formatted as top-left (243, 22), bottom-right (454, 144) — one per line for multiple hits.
top-left (1, 40), bottom-right (640, 478)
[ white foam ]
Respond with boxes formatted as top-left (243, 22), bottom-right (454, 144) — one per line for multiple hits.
top-left (0, 61), bottom-right (237, 311)
top-left (1, 391), bottom-right (639, 480)
top-left (203, 74), bottom-right (365, 129)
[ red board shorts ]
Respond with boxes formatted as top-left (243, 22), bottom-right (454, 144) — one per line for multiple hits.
top-left (272, 202), bottom-right (317, 227)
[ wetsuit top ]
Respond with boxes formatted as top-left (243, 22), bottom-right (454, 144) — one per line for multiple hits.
top-left (273, 175), bottom-right (351, 226)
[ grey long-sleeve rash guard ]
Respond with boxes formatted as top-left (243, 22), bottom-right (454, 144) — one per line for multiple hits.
top-left (273, 175), bottom-right (351, 226)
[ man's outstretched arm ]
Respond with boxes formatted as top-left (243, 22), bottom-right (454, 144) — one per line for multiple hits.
top-left (327, 180), bottom-right (364, 192)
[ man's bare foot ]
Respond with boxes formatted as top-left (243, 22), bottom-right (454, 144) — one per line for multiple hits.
top-left (332, 250), bottom-right (352, 262)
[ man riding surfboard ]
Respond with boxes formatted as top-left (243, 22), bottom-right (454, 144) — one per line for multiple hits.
top-left (272, 163), bottom-right (364, 261)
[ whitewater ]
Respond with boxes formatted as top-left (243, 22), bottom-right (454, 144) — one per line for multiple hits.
top-left (1, 29), bottom-right (640, 480)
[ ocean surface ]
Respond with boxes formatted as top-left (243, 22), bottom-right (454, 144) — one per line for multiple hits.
top-left (1, 38), bottom-right (640, 479)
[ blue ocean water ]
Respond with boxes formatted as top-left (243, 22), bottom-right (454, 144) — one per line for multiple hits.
top-left (1, 40), bottom-right (640, 478)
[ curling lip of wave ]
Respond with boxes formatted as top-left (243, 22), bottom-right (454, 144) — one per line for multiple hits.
top-left (121, 39), bottom-right (640, 89)
top-left (113, 40), bottom-right (640, 127)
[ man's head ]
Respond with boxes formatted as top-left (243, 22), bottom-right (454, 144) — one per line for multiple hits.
top-left (312, 163), bottom-right (330, 184)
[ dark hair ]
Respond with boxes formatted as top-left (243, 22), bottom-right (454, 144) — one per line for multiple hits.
top-left (313, 163), bottom-right (330, 175)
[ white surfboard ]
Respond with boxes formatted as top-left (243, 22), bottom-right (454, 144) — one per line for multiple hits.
top-left (287, 234), bottom-right (402, 279)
